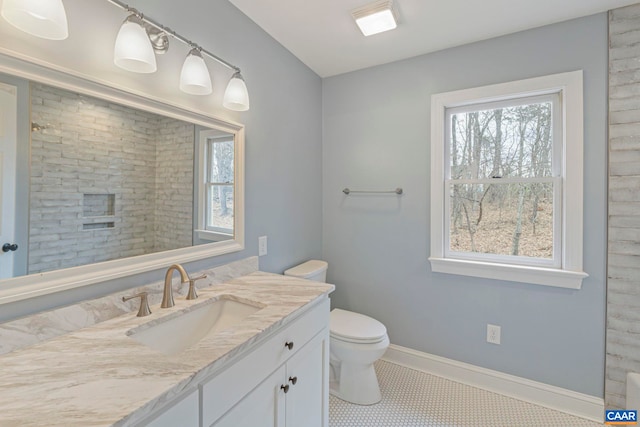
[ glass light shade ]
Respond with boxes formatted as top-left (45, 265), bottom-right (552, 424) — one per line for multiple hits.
top-left (1, 0), bottom-right (68, 40)
top-left (223, 72), bottom-right (250, 111)
top-left (179, 49), bottom-right (212, 95)
top-left (113, 15), bottom-right (156, 74)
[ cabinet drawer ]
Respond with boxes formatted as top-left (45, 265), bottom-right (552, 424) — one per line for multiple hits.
top-left (201, 297), bottom-right (329, 426)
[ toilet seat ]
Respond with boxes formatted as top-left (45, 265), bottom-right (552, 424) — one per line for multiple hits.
top-left (330, 309), bottom-right (387, 344)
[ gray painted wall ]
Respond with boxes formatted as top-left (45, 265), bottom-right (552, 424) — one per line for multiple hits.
top-left (124, 0), bottom-right (324, 273)
top-left (0, 0), bottom-right (322, 322)
top-left (322, 14), bottom-right (608, 397)
top-left (607, 4), bottom-right (640, 409)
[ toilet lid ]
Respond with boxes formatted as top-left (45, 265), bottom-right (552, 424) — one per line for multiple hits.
top-left (330, 309), bottom-right (387, 343)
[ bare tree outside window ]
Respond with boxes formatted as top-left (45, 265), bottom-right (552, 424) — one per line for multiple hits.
top-left (431, 72), bottom-right (584, 287)
top-left (447, 100), bottom-right (555, 259)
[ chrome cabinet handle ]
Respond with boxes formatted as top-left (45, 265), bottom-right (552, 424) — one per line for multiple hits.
top-left (289, 376), bottom-right (297, 385)
top-left (285, 341), bottom-right (294, 350)
top-left (280, 384), bottom-right (289, 393)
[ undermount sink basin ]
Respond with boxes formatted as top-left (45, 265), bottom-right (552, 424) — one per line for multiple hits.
top-left (127, 296), bottom-right (264, 355)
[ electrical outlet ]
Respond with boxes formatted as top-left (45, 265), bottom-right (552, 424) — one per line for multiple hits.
top-left (258, 236), bottom-right (268, 256)
top-left (487, 324), bottom-right (501, 345)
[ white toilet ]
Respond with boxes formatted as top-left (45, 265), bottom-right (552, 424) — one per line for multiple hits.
top-left (284, 260), bottom-right (390, 405)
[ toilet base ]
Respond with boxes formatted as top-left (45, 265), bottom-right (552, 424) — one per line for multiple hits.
top-left (328, 310), bottom-right (389, 406)
top-left (329, 359), bottom-right (382, 405)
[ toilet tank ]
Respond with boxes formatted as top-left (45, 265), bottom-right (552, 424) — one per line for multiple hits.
top-left (284, 260), bottom-right (328, 282)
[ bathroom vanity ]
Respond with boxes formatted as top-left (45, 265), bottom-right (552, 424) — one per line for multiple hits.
top-left (0, 272), bottom-right (334, 427)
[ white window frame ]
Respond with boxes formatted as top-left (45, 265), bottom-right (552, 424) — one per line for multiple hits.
top-left (429, 71), bottom-right (588, 289)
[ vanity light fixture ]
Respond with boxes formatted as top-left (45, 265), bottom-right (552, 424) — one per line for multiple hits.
top-left (351, 0), bottom-right (398, 37)
top-left (1, 0), bottom-right (69, 40)
top-left (113, 14), bottom-right (157, 73)
top-left (0, 0), bottom-right (251, 110)
top-left (180, 48), bottom-right (212, 95)
top-left (223, 71), bottom-right (250, 111)
top-left (107, 0), bottom-right (250, 110)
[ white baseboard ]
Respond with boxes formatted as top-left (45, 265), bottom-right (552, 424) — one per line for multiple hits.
top-left (382, 344), bottom-right (604, 422)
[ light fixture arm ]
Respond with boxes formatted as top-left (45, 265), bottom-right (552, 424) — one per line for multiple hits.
top-left (106, 0), bottom-right (241, 74)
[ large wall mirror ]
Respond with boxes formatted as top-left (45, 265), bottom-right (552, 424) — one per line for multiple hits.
top-left (0, 54), bottom-right (244, 304)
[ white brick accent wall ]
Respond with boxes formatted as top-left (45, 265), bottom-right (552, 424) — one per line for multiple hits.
top-left (28, 83), bottom-right (193, 274)
top-left (153, 116), bottom-right (194, 252)
top-left (607, 4), bottom-right (640, 409)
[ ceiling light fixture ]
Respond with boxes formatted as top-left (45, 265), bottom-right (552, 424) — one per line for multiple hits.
top-left (107, 0), bottom-right (250, 110)
top-left (1, 0), bottom-right (69, 40)
top-left (351, 0), bottom-right (398, 37)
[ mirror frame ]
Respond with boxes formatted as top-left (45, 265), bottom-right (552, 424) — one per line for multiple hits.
top-left (0, 52), bottom-right (245, 305)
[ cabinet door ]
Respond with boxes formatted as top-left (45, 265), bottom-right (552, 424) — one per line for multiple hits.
top-left (143, 390), bottom-right (199, 427)
top-left (212, 365), bottom-right (286, 427)
top-left (285, 330), bottom-right (329, 427)
top-left (201, 298), bottom-right (329, 426)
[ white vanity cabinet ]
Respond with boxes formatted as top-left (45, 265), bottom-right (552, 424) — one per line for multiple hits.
top-left (212, 331), bottom-right (328, 427)
top-left (133, 297), bottom-right (330, 427)
top-left (205, 298), bottom-right (330, 427)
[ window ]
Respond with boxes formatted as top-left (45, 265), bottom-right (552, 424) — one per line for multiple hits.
top-left (205, 137), bottom-right (234, 234)
top-left (197, 130), bottom-right (236, 241)
top-left (429, 71), bottom-right (587, 289)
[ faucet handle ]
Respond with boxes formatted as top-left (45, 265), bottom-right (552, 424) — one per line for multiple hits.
top-left (186, 274), bottom-right (207, 300)
top-left (122, 292), bottom-right (152, 317)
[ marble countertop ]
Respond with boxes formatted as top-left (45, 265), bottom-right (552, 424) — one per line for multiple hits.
top-left (0, 272), bottom-right (334, 427)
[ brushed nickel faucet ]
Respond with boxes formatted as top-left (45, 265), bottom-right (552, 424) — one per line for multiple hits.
top-left (122, 292), bottom-right (152, 317)
top-left (186, 274), bottom-right (207, 300)
top-left (161, 264), bottom-right (190, 308)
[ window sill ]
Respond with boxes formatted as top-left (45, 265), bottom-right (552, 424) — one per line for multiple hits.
top-left (428, 257), bottom-right (587, 289)
top-left (196, 229), bottom-right (233, 242)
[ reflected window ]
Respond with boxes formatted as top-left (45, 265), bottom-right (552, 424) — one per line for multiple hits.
top-left (205, 137), bottom-right (234, 234)
top-left (197, 129), bottom-right (235, 241)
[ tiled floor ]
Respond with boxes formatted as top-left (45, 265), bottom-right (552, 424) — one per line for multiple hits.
top-left (329, 360), bottom-right (604, 427)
